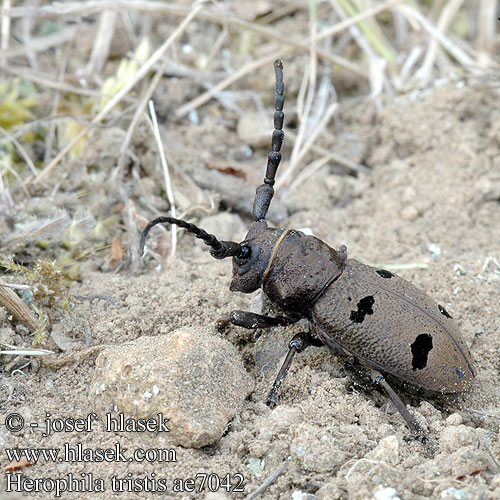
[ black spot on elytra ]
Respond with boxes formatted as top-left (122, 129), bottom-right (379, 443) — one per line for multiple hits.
top-left (438, 304), bottom-right (452, 319)
top-left (376, 269), bottom-right (394, 279)
top-left (347, 297), bottom-right (352, 302)
top-left (410, 334), bottom-right (433, 371)
top-left (350, 296), bottom-right (375, 323)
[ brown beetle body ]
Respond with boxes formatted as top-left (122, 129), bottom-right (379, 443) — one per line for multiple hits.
top-left (230, 225), bottom-right (475, 396)
top-left (141, 60), bottom-right (475, 446)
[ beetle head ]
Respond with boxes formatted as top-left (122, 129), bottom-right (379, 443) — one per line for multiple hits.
top-left (229, 221), bottom-right (285, 293)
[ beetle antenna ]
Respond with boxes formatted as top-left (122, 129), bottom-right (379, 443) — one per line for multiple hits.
top-left (253, 59), bottom-right (284, 222)
top-left (140, 216), bottom-right (241, 260)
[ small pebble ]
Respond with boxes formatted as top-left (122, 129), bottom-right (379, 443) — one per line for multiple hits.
top-left (188, 109), bottom-right (200, 124)
top-left (445, 413), bottom-right (463, 426)
top-left (292, 491), bottom-right (316, 500)
top-left (196, 212), bottom-right (246, 249)
top-left (428, 243), bottom-right (442, 258)
top-left (366, 435), bottom-right (399, 465)
top-left (401, 205), bottom-right (419, 221)
top-left (237, 111), bottom-right (269, 148)
top-left (247, 458), bottom-right (265, 478)
top-left (440, 488), bottom-right (468, 500)
top-left (374, 486), bottom-right (401, 500)
top-left (453, 263), bottom-right (466, 275)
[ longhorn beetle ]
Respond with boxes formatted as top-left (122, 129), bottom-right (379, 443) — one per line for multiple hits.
top-left (140, 60), bottom-right (475, 447)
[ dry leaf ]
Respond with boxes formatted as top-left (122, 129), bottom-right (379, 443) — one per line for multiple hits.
top-left (110, 236), bottom-right (124, 266)
top-left (4, 458), bottom-right (36, 471)
top-left (0, 286), bottom-right (38, 331)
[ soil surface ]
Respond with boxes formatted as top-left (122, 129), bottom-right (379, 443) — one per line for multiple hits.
top-left (1, 50), bottom-right (500, 500)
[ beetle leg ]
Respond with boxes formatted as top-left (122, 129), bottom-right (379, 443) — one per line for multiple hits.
top-left (370, 370), bottom-right (435, 452)
top-left (266, 331), bottom-right (314, 408)
top-left (229, 310), bottom-right (298, 329)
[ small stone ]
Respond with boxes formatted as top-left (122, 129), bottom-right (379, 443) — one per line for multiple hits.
top-left (402, 186), bottom-right (416, 201)
top-left (237, 111), bottom-right (270, 148)
top-left (453, 263), bottom-right (466, 275)
top-left (473, 175), bottom-right (500, 203)
top-left (247, 457), bottom-right (265, 478)
top-left (196, 212), bottom-right (246, 249)
top-left (491, 474), bottom-right (500, 488)
top-left (231, 144), bottom-right (253, 161)
top-left (205, 494), bottom-right (231, 500)
top-left (188, 109), bottom-right (199, 124)
top-left (374, 486), bottom-right (401, 500)
top-left (428, 243), bottom-right (442, 258)
top-left (440, 488), bottom-right (469, 500)
top-left (366, 435), bottom-right (399, 465)
top-left (445, 413), bottom-right (463, 426)
top-left (291, 491), bottom-right (316, 500)
top-left (51, 323), bottom-right (82, 351)
top-left (0, 326), bottom-right (14, 347)
top-left (439, 425), bottom-right (477, 453)
top-left (401, 205), bottom-right (419, 221)
top-left (91, 328), bottom-right (254, 447)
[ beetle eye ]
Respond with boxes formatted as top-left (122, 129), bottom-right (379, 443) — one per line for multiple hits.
top-left (234, 242), bottom-right (260, 275)
top-left (235, 245), bottom-right (251, 265)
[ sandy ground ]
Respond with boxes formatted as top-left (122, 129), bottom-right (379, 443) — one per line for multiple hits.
top-left (1, 78), bottom-right (499, 500)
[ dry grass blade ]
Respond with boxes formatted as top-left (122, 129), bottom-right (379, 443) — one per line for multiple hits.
top-left (33, 0), bottom-right (206, 187)
top-left (318, 0), bottom-right (403, 41)
top-left (7, 2), bottom-right (105, 18)
top-left (0, 172), bottom-right (12, 208)
top-left (0, 285), bottom-right (38, 331)
top-left (175, 51), bottom-right (284, 119)
top-left (1, 25), bottom-right (78, 59)
top-left (244, 458), bottom-right (290, 500)
top-left (397, 4), bottom-right (478, 70)
top-left (44, 44), bottom-right (72, 165)
top-left (116, 37), bottom-right (180, 174)
top-left (0, 158), bottom-right (30, 199)
top-left (329, 0), bottom-right (391, 100)
top-left (415, 0), bottom-right (467, 87)
top-left (148, 100), bottom-right (177, 257)
top-left (0, 125), bottom-right (37, 176)
top-left (0, 282), bottom-right (30, 290)
top-left (82, 10), bottom-right (118, 77)
top-left (278, 103), bottom-right (338, 192)
top-left (0, 346), bottom-right (53, 356)
top-left (286, 0), bottom-right (318, 192)
top-left (259, 0), bottom-right (306, 24)
top-left (1, 209), bottom-right (72, 250)
top-left (476, 0), bottom-right (497, 61)
top-left (1, 0), bottom-right (11, 67)
top-left (0, 65), bottom-right (104, 97)
top-left (287, 156), bottom-right (331, 194)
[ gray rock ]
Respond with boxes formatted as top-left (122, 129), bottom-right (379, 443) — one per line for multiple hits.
top-left (90, 328), bottom-right (254, 447)
top-left (196, 212), bottom-right (246, 248)
top-left (237, 111), bottom-right (270, 148)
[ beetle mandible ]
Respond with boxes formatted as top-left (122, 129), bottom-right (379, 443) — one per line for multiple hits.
top-left (140, 60), bottom-right (475, 446)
